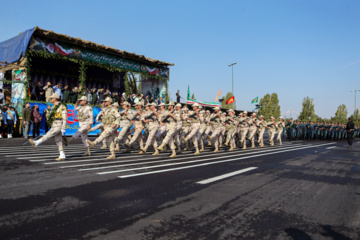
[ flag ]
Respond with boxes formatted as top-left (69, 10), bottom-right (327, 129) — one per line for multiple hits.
top-left (215, 89), bottom-right (221, 101)
top-left (187, 85), bottom-right (190, 100)
top-left (251, 96), bottom-right (258, 104)
top-left (226, 96), bottom-right (235, 105)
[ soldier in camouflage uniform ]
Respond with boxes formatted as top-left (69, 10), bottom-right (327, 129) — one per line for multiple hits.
top-left (155, 103), bottom-right (167, 144)
top-left (68, 96), bottom-right (93, 156)
top-left (29, 93), bottom-right (68, 161)
top-left (114, 101), bottom-right (133, 152)
top-left (238, 111), bottom-right (249, 149)
top-left (198, 108), bottom-right (208, 152)
top-left (87, 97), bottom-right (121, 159)
top-left (209, 107), bottom-right (222, 153)
top-left (267, 116), bottom-right (276, 146)
top-left (256, 115), bottom-right (267, 147)
top-left (125, 102), bottom-right (145, 150)
top-left (140, 102), bottom-right (160, 155)
top-left (248, 112), bottom-right (258, 148)
top-left (174, 103), bottom-right (184, 152)
top-left (157, 102), bottom-right (177, 158)
top-left (276, 117), bottom-right (285, 145)
top-left (184, 103), bottom-right (201, 155)
top-left (181, 106), bottom-right (191, 150)
top-left (224, 109), bottom-right (237, 151)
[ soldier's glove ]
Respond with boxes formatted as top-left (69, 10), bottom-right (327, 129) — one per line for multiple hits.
top-left (61, 129), bottom-right (66, 136)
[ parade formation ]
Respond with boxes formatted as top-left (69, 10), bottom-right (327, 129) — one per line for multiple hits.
top-left (26, 93), bottom-right (360, 161)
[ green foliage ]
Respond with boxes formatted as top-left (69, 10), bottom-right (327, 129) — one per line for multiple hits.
top-left (258, 93), bottom-right (280, 121)
top-left (78, 62), bottom-right (87, 95)
top-left (298, 96), bottom-right (317, 122)
top-left (350, 108), bottom-right (360, 125)
top-left (331, 104), bottom-right (348, 124)
top-left (191, 93), bottom-right (196, 100)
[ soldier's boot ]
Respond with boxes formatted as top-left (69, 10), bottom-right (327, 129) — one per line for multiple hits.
top-left (183, 142), bottom-right (189, 151)
top-left (100, 142), bottom-right (107, 149)
top-left (152, 149), bottom-right (160, 156)
top-left (82, 147), bottom-right (91, 157)
top-left (157, 143), bottom-right (166, 152)
top-left (228, 143), bottom-right (234, 151)
top-left (260, 142), bottom-right (264, 147)
top-left (124, 142), bottom-right (132, 149)
top-left (169, 149), bottom-right (176, 158)
top-left (106, 151), bottom-right (116, 159)
top-left (224, 139), bottom-right (229, 146)
top-left (270, 141), bottom-right (274, 146)
top-left (207, 140), bottom-right (212, 147)
top-left (87, 140), bottom-right (95, 148)
top-left (251, 142), bottom-right (255, 148)
top-left (140, 146), bottom-right (148, 154)
top-left (194, 147), bottom-right (200, 156)
top-left (279, 139), bottom-right (282, 146)
top-left (213, 146), bottom-right (219, 153)
top-left (55, 151), bottom-right (66, 161)
top-left (242, 143), bottom-right (247, 150)
top-left (114, 143), bottom-right (120, 152)
top-left (199, 144), bottom-right (205, 152)
top-left (29, 139), bottom-right (37, 149)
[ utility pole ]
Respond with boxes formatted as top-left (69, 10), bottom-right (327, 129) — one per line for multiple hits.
top-left (351, 89), bottom-right (360, 114)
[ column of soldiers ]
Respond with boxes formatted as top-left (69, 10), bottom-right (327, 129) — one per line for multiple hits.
top-left (285, 118), bottom-right (360, 141)
top-left (28, 96), bottom-right (359, 161)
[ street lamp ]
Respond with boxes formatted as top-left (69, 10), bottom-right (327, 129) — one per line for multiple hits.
top-left (350, 89), bottom-right (360, 114)
top-left (228, 62), bottom-right (237, 109)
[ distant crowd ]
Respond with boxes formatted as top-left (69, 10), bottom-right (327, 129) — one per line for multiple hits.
top-left (29, 82), bottom-right (167, 106)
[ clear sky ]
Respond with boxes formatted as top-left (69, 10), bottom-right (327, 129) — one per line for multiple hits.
top-left (1, 0), bottom-right (359, 119)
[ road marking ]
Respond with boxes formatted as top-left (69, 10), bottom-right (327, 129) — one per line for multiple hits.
top-left (80, 144), bottom-right (306, 171)
top-left (325, 146), bottom-right (336, 149)
top-left (115, 142), bottom-right (335, 177)
top-left (196, 167), bottom-right (258, 184)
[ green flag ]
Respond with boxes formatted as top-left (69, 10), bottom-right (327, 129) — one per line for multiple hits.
top-left (251, 96), bottom-right (258, 104)
top-left (187, 85), bottom-right (190, 100)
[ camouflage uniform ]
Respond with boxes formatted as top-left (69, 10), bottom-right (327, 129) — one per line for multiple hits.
top-left (248, 114), bottom-right (258, 148)
top-left (140, 104), bottom-right (160, 155)
top-left (238, 113), bottom-right (249, 149)
top-left (115, 103), bottom-right (133, 151)
top-left (276, 118), bottom-right (285, 145)
top-left (157, 103), bottom-right (177, 157)
top-left (267, 117), bottom-right (276, 146)
top-left (256, 117), bottom-right (267, 147)
top-left (209, 108), bottom-right (222, 152)
top-left (185, 107), bottom-right (201, 155)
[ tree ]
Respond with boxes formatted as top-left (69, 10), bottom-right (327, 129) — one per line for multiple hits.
top-left (331, 104), bottom-right (348, 123)
top-left (191, 93), bottom-right (196, 100)
top-left (298, 96), bottom-right (316, 122)
top-left (350, 108), bottom-right (360, 125)
top-left (220, 92), bottom-right (234, 110)
top-left (258, 93), bottom-right (280, 121)
top-left (127, 72), bottom-right (139, 94)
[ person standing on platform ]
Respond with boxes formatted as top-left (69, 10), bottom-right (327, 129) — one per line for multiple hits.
top-left (32, 105), bottom-right (42, 138)
top-left (43, 105), bottom-right (51, 133)
top-left (22, 102), bottom-right (32, 139)
top-left (346, 117), bottom-right (355, 148)
top-left (29, 93), bottom-right (68, 161)
top-left (68, 96), bottom-right (93, 156)
top-left (62, 85), bottom-right (70, 103)
top-left (44, 82), bottom-right (54, 103)
top-left (91, 88), bottom-right (98, 105)
top-left (176, 90), bottom-right (182, 103)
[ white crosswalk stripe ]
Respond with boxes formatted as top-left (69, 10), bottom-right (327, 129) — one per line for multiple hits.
top-left (2, 142), bottom-right (335, 179)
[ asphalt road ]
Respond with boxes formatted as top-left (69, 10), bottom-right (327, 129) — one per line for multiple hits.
top-left (0, 137), bottom-right (359, 240)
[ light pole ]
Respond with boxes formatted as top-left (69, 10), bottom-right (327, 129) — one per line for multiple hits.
top-left (351, 89), bottom-right (360, 114)
top-left (228, 62), bottom-right (237, 109)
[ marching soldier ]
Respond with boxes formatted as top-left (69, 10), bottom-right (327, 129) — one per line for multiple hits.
top-left (238, 111), bottom-right (249, 149)
top-left (155, 103), bottom-right (167, 144)
top-left (87, 97), bottom-right (121, 159)
top-left (125, 102), bottom-right (145, 150)
top-left (29, 93), bottom-right (68, 161)
top-left (174, 103), bottom-right (184, 152)
top-left (267, 116), bottom-right (276, 146)
top-left (114, 101), bottom-right (133, 152)
top-left (184, 103), bottom-right (201, 155)
top-left (157, 102), bottom-right (177, 158)
top-left (197, 108), bottom-right (208, 152)
top-left (209, 107), bottom-right (222, 153)
top-left (140, 102), bottom-right (160, 155)
top-left (68, 96), bottom-right (93, 156)
top-left (276, 117), bottom-right (285, 145)
top-left (256, 115), bottom-right (267, 147)
top-left (224, 109), bottom-right (236, 151)
top-left (248, 112), bottom-right (258, 148)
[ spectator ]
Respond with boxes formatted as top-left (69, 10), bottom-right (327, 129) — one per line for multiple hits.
top-left (114, 92), bottom-right (120, 105)
top-left (43, 82), bottom-right (54, 102)
top-left (43, 105), bottom-right (51, 133)
top-left (4, 106), bottom-right (17, 138)
top-left (85, 89), bottom-right (93, 104)
top-left (30, 83), bottom-right (40, 101)
top-left (32, 105), bottom-right (42, 138)
top-left (38, 90), bottom-right (45, 102)
top-left (157, 97), bottom-right (163, 105)
top-left (98, 89), bottom-right (104, 104)
top-left (150, 96), bottom-right (154, 103)
top-left (127, 94), bottom-right (134, 105)
top-left (133, 94), bottom-right (139, 104)
top-left (1, 105), bottom-right (8, 138)
top-left (0, 89), bottom-right (4, 105)
top-left (144, 95), bottom-right (149, 105)
top-left (53, 83), bottom-right (63, 100)
top-left (120, 93), bottom-right (126, 105)
top-left (91, 88), bottom-right (98, 105)
top-left (70, 87), bottom-right (78, 103)
top-left (176, 90), bottom-right (182, 103)
top-left (62, 85), bottom-right (71, 103)
top-left (22, 103), bottom-right (32, 139)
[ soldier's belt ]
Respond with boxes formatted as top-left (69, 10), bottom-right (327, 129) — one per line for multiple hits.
top-left (55, 118), bottom-right (63, 120)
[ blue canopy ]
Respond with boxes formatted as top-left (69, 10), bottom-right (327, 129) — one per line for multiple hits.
top-left (0, 27), bottom-right (35, 66)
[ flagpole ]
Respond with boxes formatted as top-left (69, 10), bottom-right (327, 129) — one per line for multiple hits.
top-left (228, 62), bottom-right (237, 109)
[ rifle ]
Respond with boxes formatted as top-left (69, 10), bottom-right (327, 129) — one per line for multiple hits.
top-left (161, 110), bottom-right (175, 123)
top-left (188, 112), bottom-right (198, 120)
top-left (144, 113), bottom-right (155, 120)
top-left (131, 111), bottom-right (141, 121)
top-left (210, 114), bottom-right (219, 122)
